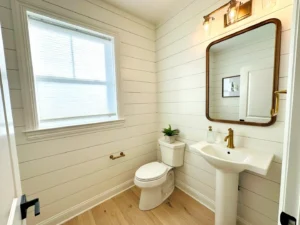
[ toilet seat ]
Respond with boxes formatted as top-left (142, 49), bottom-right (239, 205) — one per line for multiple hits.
top-left (135, 162), bottom-right (168, 182)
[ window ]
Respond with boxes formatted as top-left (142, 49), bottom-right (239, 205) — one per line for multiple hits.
top-left (24, 12), bottom-right (121, 132)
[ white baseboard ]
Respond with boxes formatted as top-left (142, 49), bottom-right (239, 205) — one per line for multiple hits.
top-left (38, 179), bottom-right (134, 225)
top-left (175, 180), bottom-right (252, 225)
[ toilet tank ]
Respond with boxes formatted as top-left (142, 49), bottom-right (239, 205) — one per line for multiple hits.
top-left (158, 139), bottom-right (185, 167)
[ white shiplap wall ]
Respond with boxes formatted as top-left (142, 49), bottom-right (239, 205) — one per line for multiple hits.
top-left (0, 0), bottom-right (157, 224)
top-left (157, 0), bottom-right (293, 224)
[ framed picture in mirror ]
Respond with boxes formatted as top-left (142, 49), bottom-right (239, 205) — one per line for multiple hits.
top-left (222, 75), bottom-right (240, 98)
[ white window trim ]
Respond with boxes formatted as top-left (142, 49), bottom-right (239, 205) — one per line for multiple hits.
top-left (11, 1), bottom-right (125, 140)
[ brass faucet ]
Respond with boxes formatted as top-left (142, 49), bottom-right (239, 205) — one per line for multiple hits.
top-left (224, 128), bottom-right (235, 149)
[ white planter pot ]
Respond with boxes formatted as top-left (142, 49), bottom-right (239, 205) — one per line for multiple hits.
top-left (164, 136), bottom-right (176, 143)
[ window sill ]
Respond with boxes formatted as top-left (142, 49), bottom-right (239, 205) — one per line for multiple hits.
top-left (24, 118), bottom-right (125, 141)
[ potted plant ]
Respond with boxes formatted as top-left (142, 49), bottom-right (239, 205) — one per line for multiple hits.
top-left (162, 125), bottom-right (179, 143)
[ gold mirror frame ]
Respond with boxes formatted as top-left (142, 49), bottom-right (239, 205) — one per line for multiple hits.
top-left (206, 18), bottom-right (282, 127)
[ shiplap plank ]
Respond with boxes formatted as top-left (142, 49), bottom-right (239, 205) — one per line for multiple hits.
top-left (158, 102), bottom-right (205, 116)
top-left (158, 73), bottom-right (205, 92)
top-left (0, 6), bottom-right (13, 29)
top-left (183, 150), bottom-right (215, 175)
top-left (239, 173), bottom-right (280, 203)
top-left (0, 0), bottom-right (10, 8)
top-left (175, 170), bottom-right (215, 201)
top-left (12, 108), bottom-right (24, 127)
top-left (238, 203), bottom-right (277, 225)
top-left (124, 113), bottom-right (157, 127)
top-left (123, 81), bottom-right (156, 93)
top-left (2, 28), bottom-right (15, 50)
top-left (177, 162), bottom-right (215, 189)
top-left (121, 68), bottom-right (156, 83)
top-left (120, 43), bottom-right (155, 62)
top-left (158, 87), bottom-right (206, 103)
top-left (4, 49), bottom-right (18, 69)
top-left (9, 89), bottom-right (22, 109)
top-left (121, 56), bottom-right (155, 73)
top-left (124, 103), bottom-right (157, 116)
top-left (124, 93), bottom-right (156, 104)
top-left (239, 188), bottom-right (279, 221)
top-left (7, 70), bottom-right (20, 90)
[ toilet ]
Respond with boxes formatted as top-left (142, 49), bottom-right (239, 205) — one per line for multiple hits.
top-left (134, 138), bottom-right (185, 210)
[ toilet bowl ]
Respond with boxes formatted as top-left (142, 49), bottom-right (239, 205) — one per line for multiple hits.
top-left (134, 139), bottom-right (185, 210)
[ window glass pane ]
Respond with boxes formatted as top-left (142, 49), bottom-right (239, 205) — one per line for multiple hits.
top-left (28, 19), bottom-right (74, 78)
top-left (73, 35), bottom-right (107, 81)
top-left (27, 13), bottom-right (118, 129)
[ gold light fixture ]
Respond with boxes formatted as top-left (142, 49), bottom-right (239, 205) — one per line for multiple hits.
top-left (203, 0), bottom-right (252, 30)
top-left (203, 16), bottom-right (214, 31)
top-left (227, 0), bottom-right (241, 25)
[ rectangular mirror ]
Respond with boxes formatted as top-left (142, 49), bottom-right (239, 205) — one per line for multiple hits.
top-left (206, 19), bottom-right (282, 126)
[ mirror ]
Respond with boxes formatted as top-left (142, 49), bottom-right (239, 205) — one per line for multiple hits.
top-left (206, 19), bottom-right (281, 126)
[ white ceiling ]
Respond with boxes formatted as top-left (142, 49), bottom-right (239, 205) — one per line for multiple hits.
top-left (101, 0), bottom-right (194, 25)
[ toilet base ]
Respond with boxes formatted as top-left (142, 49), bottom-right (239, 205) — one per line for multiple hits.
top-left (138, 170), bottom-right (175, 210)
top-left (139, 185), bottom-right (174, 210)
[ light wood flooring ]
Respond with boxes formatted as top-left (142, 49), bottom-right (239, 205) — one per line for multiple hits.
top-left (62, 186), bottom-right (215, 225)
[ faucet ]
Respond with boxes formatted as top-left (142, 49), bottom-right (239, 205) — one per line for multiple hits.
top-left (224, 128), bottom-right (235, 149)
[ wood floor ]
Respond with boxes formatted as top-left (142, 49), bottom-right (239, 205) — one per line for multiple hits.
top-left (62, 186), bottom-right (215, 225)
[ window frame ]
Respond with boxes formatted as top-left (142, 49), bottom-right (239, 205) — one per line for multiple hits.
top-left (12, 2), bottom-right (124, 140)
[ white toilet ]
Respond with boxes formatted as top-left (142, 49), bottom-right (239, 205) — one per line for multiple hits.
top-left (134, 138), bottom-right (185, 210)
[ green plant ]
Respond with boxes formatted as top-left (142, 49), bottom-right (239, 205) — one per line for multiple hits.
top-left (162, 125), bottom-right (179, 137)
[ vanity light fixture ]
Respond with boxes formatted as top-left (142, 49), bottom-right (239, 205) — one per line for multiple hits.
top-left (203, 0), bottom-right (252, 29)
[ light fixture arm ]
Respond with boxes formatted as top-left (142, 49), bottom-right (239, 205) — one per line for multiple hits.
top-left (203, 0), bottom-right (233, 19)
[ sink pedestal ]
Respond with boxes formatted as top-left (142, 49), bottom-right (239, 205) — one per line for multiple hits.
top-left (215, 170), bottom-right (239, 225)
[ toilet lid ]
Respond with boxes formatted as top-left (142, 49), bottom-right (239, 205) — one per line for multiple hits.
top-left (135, 162), bottom-right (168, 182)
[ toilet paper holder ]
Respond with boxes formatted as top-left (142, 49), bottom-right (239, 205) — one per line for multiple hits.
top-left (110, 152), bottom-right (125, 160)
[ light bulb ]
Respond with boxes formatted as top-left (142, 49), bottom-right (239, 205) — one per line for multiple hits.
top-left (204, 21), bottom-right (210, 31)
top-left (229, 8), bottom-right (236, 21)
top-left (227, 0), bottom-right (240, 24)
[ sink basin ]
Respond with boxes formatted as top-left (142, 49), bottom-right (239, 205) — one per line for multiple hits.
top-left (190, 141), bottom-right (274, 225)
top-left (190, 141), bottom-right (274, 175)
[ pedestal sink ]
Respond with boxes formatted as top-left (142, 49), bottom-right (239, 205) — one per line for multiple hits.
top-left (190, 142), bottom-right (274, 225)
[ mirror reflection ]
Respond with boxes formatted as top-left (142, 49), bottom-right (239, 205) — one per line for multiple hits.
top-left (207, 22), bottom-right (279, 125)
